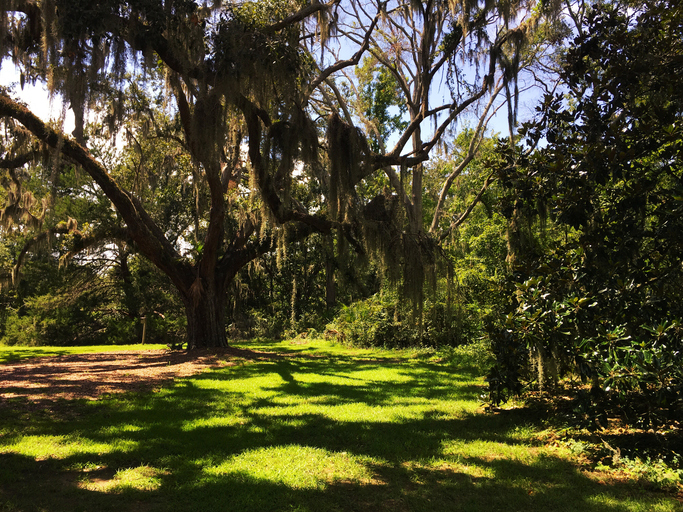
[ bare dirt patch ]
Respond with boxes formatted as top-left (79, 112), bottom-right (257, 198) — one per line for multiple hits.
top-left (0, 347), bottom-right (273, 403)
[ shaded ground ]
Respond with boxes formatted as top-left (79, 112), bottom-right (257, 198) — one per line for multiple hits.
top-left (0, 347), bottom-right (276, 403)
top-left (0, 343), bottom-right (681, 511)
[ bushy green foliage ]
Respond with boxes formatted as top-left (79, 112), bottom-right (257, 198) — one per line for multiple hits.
top-left (437, 336), bottom-right (495, 373)
top-left (486, 0), bottom-right (683, 427)
top-left (596, 456), bottom-right (682, 493)
top-left (2, 292), bottom-right (92, 346)
top-left (0, 250), bottom-right (186, 347)
top-left (327, 290), bottom-right (478, 348)
top-left (354, 56), bottom-right (408, 152)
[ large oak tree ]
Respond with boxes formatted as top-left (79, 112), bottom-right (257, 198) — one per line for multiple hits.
top-left (0, 0), bottom-right (550, 348)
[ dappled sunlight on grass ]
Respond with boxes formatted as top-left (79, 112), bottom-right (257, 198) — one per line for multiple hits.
top-left (97, 423), bottom-right (145, 436)
top-left (441, 438), bottom-right (546, 463)
top-left (3, 432), bottom-right (138, 460)
top-left (204, 445), bottom-right (375, 490)
top-left (78, 465), bottom-right (168, 493)
top-left (0, 340), bottom-right (679, 511)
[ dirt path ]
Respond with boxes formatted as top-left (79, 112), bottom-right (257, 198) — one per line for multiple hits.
top-left (0, 347), bottom-right (272, 403)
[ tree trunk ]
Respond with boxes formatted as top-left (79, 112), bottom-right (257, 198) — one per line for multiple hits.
top-left (325, 234), bottom-right (336, 308)
top-left (183, 281), bottom-right (229, 349)
top-left (506, 204), bottom-right (529, 268)
top-left (117, 247), bottom-right (143, 341)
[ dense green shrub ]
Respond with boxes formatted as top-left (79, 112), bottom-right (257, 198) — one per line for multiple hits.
top-left (486, 0), bottom-right (683, 427)
top-left (327, 290), bottom-right (479, 348)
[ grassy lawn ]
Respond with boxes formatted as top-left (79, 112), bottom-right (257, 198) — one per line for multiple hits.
top-left (0, 345), bottom-right (167, 364)
top-left (0, 340), bottom-right (680, 512)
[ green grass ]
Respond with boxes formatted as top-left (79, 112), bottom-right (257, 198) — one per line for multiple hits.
top-left (0, 344), bottom-right (167, 363)
top-left (0, 339), bottom-right (679, 511)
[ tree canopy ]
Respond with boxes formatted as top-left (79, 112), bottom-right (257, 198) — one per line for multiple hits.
top-left (0, 0), bottom-right (553, 348)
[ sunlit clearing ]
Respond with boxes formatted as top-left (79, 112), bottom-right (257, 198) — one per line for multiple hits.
top-left (203, 445), bottom-right (375, 490)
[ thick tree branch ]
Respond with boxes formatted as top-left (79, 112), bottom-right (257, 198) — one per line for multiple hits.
top-left (0, 152), bottom-right (36, 169)
top-left (242, 99), bottom-right (334, 234)
top-left (60, 225), bottom-right (132, 266)
top-left (0, 92), bottom-right (194, 293)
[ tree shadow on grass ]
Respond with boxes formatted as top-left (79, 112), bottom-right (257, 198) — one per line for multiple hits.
top-left (0, 354), bottom-right (679, 512)
top-left (193, 356), bottom-right (485, 406)
top-left (0, 347), bottom-right (72, 364)
top-left (1, 444), bottom-right (673, 512)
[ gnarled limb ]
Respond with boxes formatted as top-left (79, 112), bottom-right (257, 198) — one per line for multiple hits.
top-left (0, 92), bottom-right (194, 294)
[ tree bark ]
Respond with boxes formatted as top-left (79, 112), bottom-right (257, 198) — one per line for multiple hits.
top-left (325, 234), bottom-right (336, 308)
top-left (506, 203), bottom-right (530, 268)
top-left (182, 277), bottom-right (228, 349)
